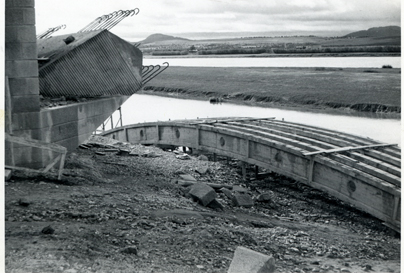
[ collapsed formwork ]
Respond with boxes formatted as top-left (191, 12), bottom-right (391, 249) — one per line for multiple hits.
top-left (37, 30), bottom-right (143, 97)
top-left (6, 3), bottom-right (159, 172)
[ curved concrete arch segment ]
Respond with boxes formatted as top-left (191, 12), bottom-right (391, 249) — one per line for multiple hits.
top-left (101, 117), bottom-right (401, 232)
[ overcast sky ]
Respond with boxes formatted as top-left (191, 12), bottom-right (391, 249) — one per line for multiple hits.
top-left (35, 0), bottom-right (401, 41)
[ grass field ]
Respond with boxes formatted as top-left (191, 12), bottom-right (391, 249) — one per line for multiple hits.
top-left (143, 67), bottom-right (401, 115)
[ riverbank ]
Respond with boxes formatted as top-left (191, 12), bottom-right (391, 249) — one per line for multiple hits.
top-left (144, 52), bottom-right (401, 59)
top-left (5, 137), bottom-right (401, 273)
top-left (143, 67), bottom-right (401, 118)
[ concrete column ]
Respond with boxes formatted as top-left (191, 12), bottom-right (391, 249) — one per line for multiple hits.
top-left (5, 0), bottom-right (41, 167)
top-left (5, 0), bottom-right (40, 118)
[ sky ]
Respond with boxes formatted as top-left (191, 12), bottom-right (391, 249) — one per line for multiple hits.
top-left (35, 0), bottom-right (401, 42)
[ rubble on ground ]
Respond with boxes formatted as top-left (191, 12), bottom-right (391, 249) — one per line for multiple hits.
top-left (4, 136), bottom-right (401, 273)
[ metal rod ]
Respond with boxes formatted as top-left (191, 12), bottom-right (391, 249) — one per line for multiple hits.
top-left (142, 62), bottom-right (170, 85)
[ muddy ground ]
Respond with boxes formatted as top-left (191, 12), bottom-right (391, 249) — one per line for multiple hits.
top-left (4, 137), bottom-right (401, 273)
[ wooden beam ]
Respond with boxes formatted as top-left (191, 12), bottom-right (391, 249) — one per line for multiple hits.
top-left (303, 143), bottom-right (397, 157)
top-left (189, 117), bottom-right (276, 125)
top-left (43, 154), bottom-right (62, 173)
top-left (5, 134), bottom-right (67, 154)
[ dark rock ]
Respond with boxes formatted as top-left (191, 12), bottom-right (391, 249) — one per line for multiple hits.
top-left (18, 198), bottom-right (31, 207)
top-left (41, 225), bottom-right (55, 235)
top-left (232, 193), bottom-right (254, 208)
top-left (196, 165), bottom-right (209, 175)
top-left (121, 246), bottom-right (138, 255)
top-left (207, 199), bottom-right (224, 211)
top-left (197, 155), bottom-right (209, 161)
top-left (256, 192), bottom-right (272, 203)
top-left (116, 149), bottom-right (131, 156)
top-left (221, 188), bottom-right (234, 199)
top-left (189, 183), bottom-right (217, 206)
top-left (232, 185), bottom-right (248, 194)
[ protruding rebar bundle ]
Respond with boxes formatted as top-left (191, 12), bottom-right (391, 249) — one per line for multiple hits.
top-left (142, 62), bottom-right (170, 86)
top-left (37, 25), bottom-right (66, 39)
top-left (78, 8), bottom-right (139, 32)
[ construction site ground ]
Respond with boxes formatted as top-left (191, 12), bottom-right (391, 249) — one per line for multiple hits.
top-left (4, 138), bottom-right (401, 273)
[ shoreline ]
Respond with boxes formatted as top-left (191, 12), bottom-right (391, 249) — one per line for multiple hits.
top-left (144, 52), bottom-right (401, 59)
top-left (139, 90), bottom-right (401, 120)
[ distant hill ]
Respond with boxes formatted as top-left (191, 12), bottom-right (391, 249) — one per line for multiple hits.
top-left (343, 26), bottom-right (400, 38)
top-left (139, 33), bottom-right (191, 44)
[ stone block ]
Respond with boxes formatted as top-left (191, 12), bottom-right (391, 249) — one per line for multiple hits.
top-left (5, 7), bottom-right (36, 25)
top-left (228, 246), bottom-right (275, 273)
top-left (221, 188), bottom-right (234, 199)
top-left (49, 121), bottom-right (79, 143)
top-left (11, 112), bottom-right (41, 130)
top-left (6, 60), bottom-right (38, 78)
top-left (257, 193), bottom-right (272, 203)
top-left (10, 94), bottom-right (40, 113)
top-left (207, 199), bottom-right (224, 211)
top-left (6, 42), bottom-right (37, 60)
top-left (8, 77), bottom-right (39, 95)
top-left (5, 25), bottom-right (36, 42)
top-left (232, 193), bottom-right (254, 208)
top-left (196, 165), bottom-right (209, 175)
top-left (6, 0), bottom-right (35, 8)
top-left (232, 185), bottom-right (248, 193)
top-left (189, 183), bottom-right (217, 206)
top-left (5, 169), bottom-right (13, 181)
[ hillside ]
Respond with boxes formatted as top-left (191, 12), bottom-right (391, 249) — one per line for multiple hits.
top-left (139, 33), bottom-right (191, 45)
top-left (344, 26), bottom-right (401, 38)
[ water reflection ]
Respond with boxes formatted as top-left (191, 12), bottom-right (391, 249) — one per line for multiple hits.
top-left (109, 94), bottom-right (400, 146)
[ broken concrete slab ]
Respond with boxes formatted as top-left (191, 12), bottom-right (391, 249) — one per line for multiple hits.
top-left (196, 165), bottom-right (209, 175)
top-left (232, 185), bottom-right (248, 194)
top-left (227, 246), bottom-right (275, 273)
top-left (221, 188), bottom-right (234, 199)
top-left (207, 199), bottom-right (224, 211)
top-left (5, 169), bottom-right (12, 181)
top-left (179, 174), bottom-right (197, 181)
top-left (189, 183), bottom-right (217, 206)
top-left (232, 193), bottom-right (254, 208)
top-left (151, 209), bottom-right (204, 220)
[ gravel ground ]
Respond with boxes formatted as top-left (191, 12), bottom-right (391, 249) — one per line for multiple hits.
top-left (4, 137), bottom-right (401, 273)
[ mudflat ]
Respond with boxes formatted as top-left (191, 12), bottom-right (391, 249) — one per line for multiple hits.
top-left (143, 67), bottom-right (401, 117)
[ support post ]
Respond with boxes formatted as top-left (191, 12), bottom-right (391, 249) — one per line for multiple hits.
top-left (119, 107), bottom-right (123, 127)
top-left (241, 162), bottom-right (247, 181)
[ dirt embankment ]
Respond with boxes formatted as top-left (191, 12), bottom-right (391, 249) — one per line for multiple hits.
top-left (5, 137), bottom-right (401, 273)
top-left (142, 86), bottom-right (401, 115)
top-left (142, 67), bottom-right (401, 117)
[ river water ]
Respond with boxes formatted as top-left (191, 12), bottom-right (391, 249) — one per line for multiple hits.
top-left (111, 94), bottom-right (401, 146)
top-left (144, 56), bottom-right (401, 68)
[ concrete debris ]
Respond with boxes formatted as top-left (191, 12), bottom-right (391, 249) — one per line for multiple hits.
top-left (121, 246), bottom-right (138, 255)
top-left (227, 246), bottom-right (275, 273)
top-left (176, 154), bottom-right (191, 160)
top-left (18, 198), bottom-right (31, 207)
top-left (232, 193), bottom-right (254, 208)
top-left (5, 169), bottom-right (12, 181)
top-left (179, 174), bottom-right (197, 181)
top-left (206, 199), bottom-right (224, 211)
top-left (189, 183), bottom-right (217, 206)
top-left (256, 192), bottom-right (272, 203)
top-left (197, 155), bottom-right (209, 161)
top-left (41, 225), bottom-right (55, 235)
top-left (232, 185), bottom-right (248, 193)
top-left (196, 165), bottom-right (209, 175)
top-left (220, 188), bottom-right (234, 199)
